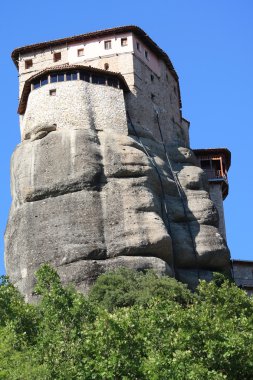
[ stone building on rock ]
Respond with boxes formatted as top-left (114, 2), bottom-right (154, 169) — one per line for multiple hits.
top-left (6, 26), bottom-right (234, 301)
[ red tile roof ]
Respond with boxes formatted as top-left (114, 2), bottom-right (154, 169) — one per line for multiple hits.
top-left (12, 25), bottom-right (178, 80)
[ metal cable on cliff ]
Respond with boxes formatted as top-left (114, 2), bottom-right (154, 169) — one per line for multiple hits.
top-left (126, 110), bottom-right (176, 279)
top-left (154, 110), bottom-right (200, 281)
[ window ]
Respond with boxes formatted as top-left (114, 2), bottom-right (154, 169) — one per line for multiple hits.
top-left (145, 50), bottom-right (149, 60)
top-left (77, 48), bottom-right (84, 57)
top-left (151, 93), bottom-right (155, 100)
top-left (33, 80), bottom-right (40, 89)
top-left (136, 42), bottom-right (141, 52)
top-left (107, 78), bottom-right (118, 88)
top-left (32, 76), bottom-right (48, 90)
top-left (25, 59), bottom-right (33, 70)
top-left (49, 89), bottom-right (56, 96)
top-left (67, 72), bottom-right (77, 81)
top-left (121, 38), bottom-right (128, 46)
top-left (50, 74), bottom-right (58, 83)
top-left (92, 75), bottom-right (106, 85)
top-left (104, 63), bottom-right (109, 70)
top-left (50, 73), bottom-right (65, 82)
top-left (58, 73), bottom-right (64, 82)
top-left (200, 160), bottom-right (211, 170)
top-left (41, 77), bottom-right (48, 86)
top-left (104, 40), bottom-right (111, 50)
top-left (53, 52), bottom-right (61, 62)
top-left (150, 74), bottom-right (154, 82)
top-left (80, 72), bottom-right (90, 82)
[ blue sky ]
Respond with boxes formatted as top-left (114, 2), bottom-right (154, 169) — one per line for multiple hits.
top-left (1, 0), bottom-right (253, 274)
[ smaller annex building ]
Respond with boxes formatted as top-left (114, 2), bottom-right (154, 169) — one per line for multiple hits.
top-left (232, 260), bottom-right (253, 296)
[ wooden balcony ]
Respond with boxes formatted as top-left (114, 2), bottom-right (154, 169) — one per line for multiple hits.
top-left (204, 169), bottom-right (228, 181)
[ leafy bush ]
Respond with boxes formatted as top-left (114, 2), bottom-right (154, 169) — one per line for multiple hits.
top-left (0, 266), bottom-right (253, 379)
top-left (89, 267), bottom-right (193, 311)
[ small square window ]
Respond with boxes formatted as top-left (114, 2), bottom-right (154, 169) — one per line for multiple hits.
top-left (77, 48), bottom-right (84, 57)
top-left (121, 38), bottom-right (128, 47)
top-left (25, 59), bottom-right (33, 70)
top-left (136, 42), bottom-right (141, 52)
top-left (53, 52), bottom-right (61, 62)
top-left (49, 89), bottom-right (56, 96)
top-left (104, 40), bottom-right (111, 50)
top-left (145, 50), bottom-right (149, 60)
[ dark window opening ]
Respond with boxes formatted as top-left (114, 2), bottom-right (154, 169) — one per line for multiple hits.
top-left (136, 42), bottom-right (141, 52)
top-left (104, 63), bottom-right (109, 70)
top-left (66, 72), bottom-right (77, 81)
top-left (121, 38), bottom-right (128, 46)
top-left (145, 50), bottom-right (149, 60)
top-left (151, 93), bottom-right (155, 100)
top-left (77, 48), bottom-right (84, 57)
top-left (50, 74), bottom-right (58, 83)
top-left (80, 72), bottom-right (90, 82)
top-left (33, 80), bottom-right (40, 89)
top-left (49, 89), bottom-right (56, 96)
top-left (200, 160), bottom-right (211, 170)
top-left (31, 71), bottom-right (122, 93)
top-left (151, 74), bottom-right (154, 82)
top-left (104, 40), bottom-right (111, 50)
top-left (53, 52), bottom-right (61, 62)
top-left (92, 75), bottom-right (106, 85)
top-left (25, 59), bottom-right (33, 70)
top-left (107, 78), bottom-right (118, 88)
top-left (41, 77), bottom-right (48, 86)
top-left (212, 159), bottom-right (221, 171)
top-left (58, 73), bottom-right (64, 82)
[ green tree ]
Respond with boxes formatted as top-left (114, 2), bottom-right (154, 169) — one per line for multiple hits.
top-left (0, 266), bottom-right (253, 379)
top-left (89, 267), bottom-right (192, 311)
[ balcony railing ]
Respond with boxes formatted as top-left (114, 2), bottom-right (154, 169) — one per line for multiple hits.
top-left (202, 169), bottom-right (227, 180)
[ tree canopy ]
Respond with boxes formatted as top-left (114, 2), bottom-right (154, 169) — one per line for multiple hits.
top-left (0, 265), bottom-right (253, 379)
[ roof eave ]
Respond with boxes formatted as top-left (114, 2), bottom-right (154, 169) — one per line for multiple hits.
top-left (11, 25), bottom-right (178, 81)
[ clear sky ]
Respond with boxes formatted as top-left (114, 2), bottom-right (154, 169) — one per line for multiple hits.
top-left (1, 0), bottom-right (253, 274)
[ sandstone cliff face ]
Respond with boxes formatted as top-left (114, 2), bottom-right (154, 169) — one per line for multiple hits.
top-left (5, 82), bottom-right (230, 301)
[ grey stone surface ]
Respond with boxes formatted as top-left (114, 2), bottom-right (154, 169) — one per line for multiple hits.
top-left (176, 269), bottom-right (214, 289)
top-left (58, 256), bottom-right (173, 296)
top-left (5, 62), bottom-right (231, 300)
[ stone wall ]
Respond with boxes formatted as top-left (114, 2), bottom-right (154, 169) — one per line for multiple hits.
top-left (21, 80), bottom-right (128, 138)
top-left (125, 57), bottom-right (185, 147)
top-left (209, 184), bottom-right (226, 239)
top-left (6, 34), bottom-right (231, 301)
top-left (232, 261), bottom-right (253, 295)
top-left (5, 78), bottom-right (230, 301)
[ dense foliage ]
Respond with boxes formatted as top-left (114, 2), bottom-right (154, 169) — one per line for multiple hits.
top-left (0, 266), bottom-right (253, 379)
